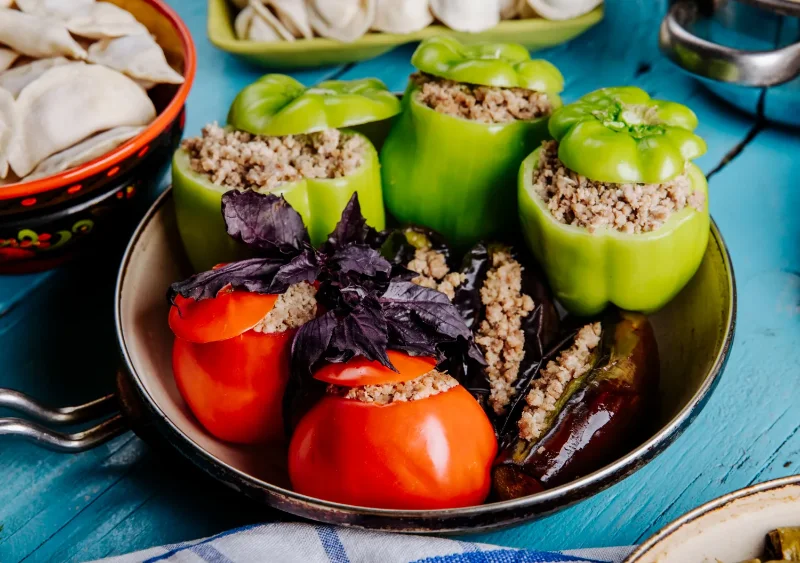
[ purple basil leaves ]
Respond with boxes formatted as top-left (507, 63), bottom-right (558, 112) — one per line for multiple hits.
top-left (167, 257), bottom-right (288, 307)
top-left (324, 193), bottom-right (384, 251)
top-left (291, 280), bottom-right (482, 376)
top-left (222, 190), bottom-right (308, 256)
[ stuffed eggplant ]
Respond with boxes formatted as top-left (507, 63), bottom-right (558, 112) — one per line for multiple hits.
top-left (173, 74), bottom-right (399, 271)
top-left (382, 36), bottom-right (564, 249)
top-left (518, 86), bottom-right (709, 315)
top-left (493, 311), bottom-right (660, 499)
top-left (445, 243), bottom-right (561, 417)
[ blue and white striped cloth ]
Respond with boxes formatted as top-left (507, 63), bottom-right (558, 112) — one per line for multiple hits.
top-left (95, 523), bottom-right (633, 563)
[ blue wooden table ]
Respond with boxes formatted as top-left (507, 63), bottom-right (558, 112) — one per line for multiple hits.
top-left (2, 1), bottom-right (799, 561)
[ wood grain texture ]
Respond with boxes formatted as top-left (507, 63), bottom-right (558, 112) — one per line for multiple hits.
top-left (1, 0), bottom-right (798, 561)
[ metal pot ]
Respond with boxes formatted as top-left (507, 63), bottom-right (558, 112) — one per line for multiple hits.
top-left (660, 0), bottom-right (800, 125)
top-left (0, 188), bottom-right (737, 533)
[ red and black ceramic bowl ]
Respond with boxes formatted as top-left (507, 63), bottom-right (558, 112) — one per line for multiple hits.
top-left (0, 0), bottom-right (196, 274)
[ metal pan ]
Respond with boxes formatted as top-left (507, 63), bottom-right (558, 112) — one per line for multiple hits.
top-left (0, 187), bottom-right (737, 533)
top-left (659, 0), bottom-right (800, 126)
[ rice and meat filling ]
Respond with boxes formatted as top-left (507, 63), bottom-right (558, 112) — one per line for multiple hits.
top-left (475, 251), bottom-right (536, 416)
top-left (182, 123), bottom-right (367, 192)
top-left (328, 370), bottom-right (458, 405)
top-left (252, 282), bottom-right (318, 334)
top-left (518, 323), bottom-right (601, 442)
top-left (407, 246), bottom-right (465, 300)
top-left (533, 141), bottom-right (705, 234)
top-left (412, 72), bottom-right (552, 124)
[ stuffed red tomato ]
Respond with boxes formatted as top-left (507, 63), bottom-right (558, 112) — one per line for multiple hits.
top-left (288, 351), bottom-right (497, 510)
top-left (170, 282), bottom-right (317, 445)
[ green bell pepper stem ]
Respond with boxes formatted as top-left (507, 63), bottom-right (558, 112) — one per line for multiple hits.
top-left (518, 147), bottom-right (710, 315)
top-left (411, 36), bottom-right (564, 93)
top-left (548, 86), bottom-right (707, 184)
top-left (173, 131), bottom-right (385, 272)
top-left (381, 89), bottom-right (558, 250)
top-left (228, 74), bottom-right (401, 137)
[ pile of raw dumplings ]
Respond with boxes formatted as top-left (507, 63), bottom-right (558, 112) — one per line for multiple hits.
top-left (233, 0), bottom-right (603, 42)
top-left (0, 0), bottom-right (185, 185)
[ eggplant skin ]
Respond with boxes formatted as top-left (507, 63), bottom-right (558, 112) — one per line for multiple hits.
top-left (492, 312), bottom-right (659, 500)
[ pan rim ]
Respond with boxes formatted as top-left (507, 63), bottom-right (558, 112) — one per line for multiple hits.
top-left (114, 186), bottom-right (737, 525)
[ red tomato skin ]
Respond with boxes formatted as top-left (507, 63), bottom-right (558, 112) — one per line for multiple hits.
top-left (169, 291), bottom-right (278, 344)
top-left (172, 328), bottom-right (293, 444)
top-left (288, 386), bottom-right (498, 509)
top-left (313, 351), bottom-right (437, 387)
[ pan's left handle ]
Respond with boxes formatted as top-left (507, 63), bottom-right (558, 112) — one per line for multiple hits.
top-left (0, 390), bottom-right (128, 452)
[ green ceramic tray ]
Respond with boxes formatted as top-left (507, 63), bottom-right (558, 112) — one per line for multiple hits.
top-left (207, 0), bottom-right (604, 69)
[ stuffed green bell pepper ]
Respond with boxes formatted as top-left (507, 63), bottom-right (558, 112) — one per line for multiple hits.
top-left (381, 36), bottom-right (564, 250)
top-left (173, 75), bottom-right (399, 272)
top-left (518, 86), bottom-right (709, 316)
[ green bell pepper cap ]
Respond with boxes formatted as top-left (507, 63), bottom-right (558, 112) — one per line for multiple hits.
top-left (173, 131), bottom-right (386, 272)
top-left (518, 146), bottom-right (710, 315)
top-left (227, 74), bottom-right (402, 136)
top-left (548, 86), bottom-right (707, 184)
top-left (410, 36), bottom-right (564, 94)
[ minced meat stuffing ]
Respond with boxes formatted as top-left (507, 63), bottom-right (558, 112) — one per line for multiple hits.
top-left (475, 251), bottom-right (535, 415)
top-left (532, 141), bottom-right (705, 234)
top-left (407, 246), bottom-right (465, 301)
top-left (251, 282), bottom-right (318, 334)
top-left (328, 370), bottom-right (458, 405)
top-left (412, 72), bottom-right (552, 124)
top-left (518, 323), bottom-right (602, 442)
top-left (182, 123), bottom-right (366, 192)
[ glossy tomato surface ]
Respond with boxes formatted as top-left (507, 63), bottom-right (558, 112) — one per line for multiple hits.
top-left (172, 328), bottom-right (293, 444)
top-left (313, 351), bottom-right (437, 387)
top-left (288, 385), bottom-right (497, 509)
top-left (169, 291), bottom-right (278, 344)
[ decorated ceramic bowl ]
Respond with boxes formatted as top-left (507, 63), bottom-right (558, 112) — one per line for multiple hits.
top-left (0, 0), bottom-right (196, 274)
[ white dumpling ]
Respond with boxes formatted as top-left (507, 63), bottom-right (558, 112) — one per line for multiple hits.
top-left (8, 63), bottom-right (156, 177)
top-left (27, 125), bottom-right (145, 180)
top-left (431, 0), bottom-right (499, 31)
top-left (0, 87), bottom-right (13, 179)
top-left (268, 0), bottom-right (312, 39)
top-left (0, 8), bottom-right (87, 59)
top-left (235, 5), bottom-right (273, 40)
top-left (250, 0), bottom-right (294, 41)
top-left (306, 0), bottom-right (375, 42)
top-left (0, 0), bottom-right (12, 7)
top-left (524, 0), bottom-right (602, 20)
top-left (66, 2), bottom-right (149, 39)
top-left (0, 47), bottom-right (18, 72)
top-left (16, 0), bottom-right (96, 19)
top-left (499, 0), bottom-right (523, 19)
top-left (88, 34), bottom-right (184, 85)
top-left (373, 0), bottom-right (432, 34)
top-left (0, 57), bottom-right (70, 97)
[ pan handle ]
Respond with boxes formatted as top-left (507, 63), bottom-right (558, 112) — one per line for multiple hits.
top-left (659, 0), bottom-right (800, 87)
top-left (0, 390), bottom-right (128, 452)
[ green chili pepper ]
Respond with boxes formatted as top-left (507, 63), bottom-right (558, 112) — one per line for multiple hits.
top-left (228, 74), bottom-right (402, 136)
top-left (381, 37), bottom-right (564, 250)
top-left (173, 131), bottom-right (385, 272)
top-left (518, 147), bottom-right (710, 315)
top-left (548, 86), bottom-right (707, 184)
top-left (411, 36), bottom-right (565, 92)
